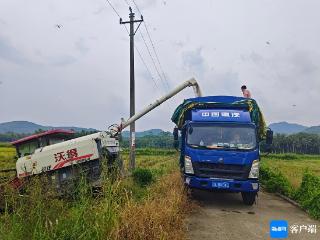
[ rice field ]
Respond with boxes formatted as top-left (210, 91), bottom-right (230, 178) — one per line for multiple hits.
top-left (0, 143), bottom-right (16, 170)
top-left (261, 154), bottom-right (320, 188)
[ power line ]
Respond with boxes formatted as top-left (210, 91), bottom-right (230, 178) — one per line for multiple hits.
top-left (105, 0), bottom-right (165, 95)
top-left (128, 4), bottom-right (168, 91)
top-left (123, 24), bottom-right (130, 35)
top-left (106, 0), bottom-right (172, 123)
top-left (105, 0), bottom-right (161, 94)
top-left (131, 0), bottom-right (142, 14)
top-left (135, 46), bottom-right (160, 92)
top-left (143, 23), bottom-right (169, 90)
top-left (105, 0), bottom-right (122, 18)
top-left (105, 0), bottom-right (130, 35)
top-left (122, 0), bottom-right (163, 94)
top-left (139, 31), bottom-right (168, 92)
top-left (131, 0), bottom-right (170, 90)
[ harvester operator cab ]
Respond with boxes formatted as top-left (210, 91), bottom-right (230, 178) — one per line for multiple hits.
top-left (11, 130), bottom-right (75, 158)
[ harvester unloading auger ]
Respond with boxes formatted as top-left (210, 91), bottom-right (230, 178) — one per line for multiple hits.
top-left (0, 79), bottom-right (202, 194)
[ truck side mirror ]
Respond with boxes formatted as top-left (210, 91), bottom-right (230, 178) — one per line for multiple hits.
top-left (266, 129), bottom-right (273, 145)
top-left (173, 127), bottom-right (179, 150)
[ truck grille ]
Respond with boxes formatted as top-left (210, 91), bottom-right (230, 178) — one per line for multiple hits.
top-left (193, 162), bottom-right (250, 180)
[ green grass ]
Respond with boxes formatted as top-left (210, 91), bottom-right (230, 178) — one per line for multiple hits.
top-left (122, 148), bottom-right (177, 156)
top-left (0, 144), bottom-right (16, 169)
top-left (0, 148), bottom-right (185, 240)
top-left (261, 154), bottom-right (320, 188)
top-left (261, 153), bottom-right (320, 219)
top-left (0, 142), bottom-right (13, 148)
top-left (0, 144), bottom-right (16, 184)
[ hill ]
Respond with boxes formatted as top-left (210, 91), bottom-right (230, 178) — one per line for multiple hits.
top-left (269, 122), bottom-right (307, 134)
top-left (303, 126), bottom-right (320, 134)
top-left (122, 129), bottom-right (166, 138)
top-left (0, 121), bottom-right (97, 134)
top-left (0, 121), bottom-right (168, 139)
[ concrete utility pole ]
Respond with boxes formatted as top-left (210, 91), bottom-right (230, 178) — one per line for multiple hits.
top-left (120, 7), bottom-right (143, 170)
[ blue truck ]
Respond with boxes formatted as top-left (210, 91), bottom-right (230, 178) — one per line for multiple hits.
top-left (172, 96), bottom-right (273, 205)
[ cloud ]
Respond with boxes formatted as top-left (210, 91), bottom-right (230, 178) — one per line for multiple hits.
top-left (241, 52), bottom-right (264, 65)
top-left (93, 7), bottom-right (105, 15)
top-left (236, 48), bottom-right (320, 125)
top-left (1, 0), bottom-right (320, 129)
top-left (289, 50), bottom-right (318, 76)
top-left (173, 40), bottom-right (185, 49)
top-left (205, 70), bottom-right (240, 96)
top-left (48, 55), bottom-right (77, 66)
top-left (134, 0), bottom-right (158, 9)
top-left (75, 38), bottom-right (89, 55)
top-left (182, 47), bottom-right (206, 77)
top-left (0, 35), bottom-right (31, 65)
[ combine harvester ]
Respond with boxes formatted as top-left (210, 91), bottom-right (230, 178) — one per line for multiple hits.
top-left (0, 79), bottom-right (202, 198)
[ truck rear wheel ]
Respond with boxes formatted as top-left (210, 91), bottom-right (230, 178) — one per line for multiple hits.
top-left (241, 192), bottom-right (256, 205)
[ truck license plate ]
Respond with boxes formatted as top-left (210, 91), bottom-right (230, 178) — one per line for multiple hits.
top-left (212, 182), bottom-right (229, 189)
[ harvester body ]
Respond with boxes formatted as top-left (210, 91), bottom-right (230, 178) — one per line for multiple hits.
top-left (12, 130), bottom-right (119, 188)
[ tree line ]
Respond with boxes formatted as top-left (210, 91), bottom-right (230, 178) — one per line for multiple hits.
top-left (120, 132), bottom-right (174, 149)
top-left (123, 132), bottom-right (320, 154)
top-left (268, 132), bottom-right (320, 154)
top-left (1, 130), bottom-right (320, 155)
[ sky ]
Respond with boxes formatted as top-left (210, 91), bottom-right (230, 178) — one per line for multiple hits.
top-left (0, 0), bottom-right (319, 131)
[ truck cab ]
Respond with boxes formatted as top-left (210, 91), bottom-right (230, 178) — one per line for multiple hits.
top-left (172, 96), bottom-right (273, 205)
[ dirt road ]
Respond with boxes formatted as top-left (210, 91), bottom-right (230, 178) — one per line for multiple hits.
top-left (187, 190), bottom-right (319, 240)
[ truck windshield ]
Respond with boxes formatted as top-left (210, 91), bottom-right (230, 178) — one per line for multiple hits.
top-left (187, 123), bottom-right (257, 150)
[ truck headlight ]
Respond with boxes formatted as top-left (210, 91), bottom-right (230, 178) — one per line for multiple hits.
top-left (249, 159), bottom-right (259, 178)
top-left (184, 156), bottom-right (194, 174)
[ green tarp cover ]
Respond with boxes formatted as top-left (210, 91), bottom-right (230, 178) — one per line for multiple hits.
top-left (171, 96), bottom-right (267, 140)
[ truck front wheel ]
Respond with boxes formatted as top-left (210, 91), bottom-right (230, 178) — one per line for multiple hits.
top-left (241, 192), bottom-right (256, 205)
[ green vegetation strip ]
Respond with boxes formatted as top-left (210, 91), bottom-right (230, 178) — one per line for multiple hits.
top-left (260, 155), bottom-right (320, 220)
top-left (121, 148), bottom-right (177, 156)
top-left (261, 154), bottom-right (320, 188)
